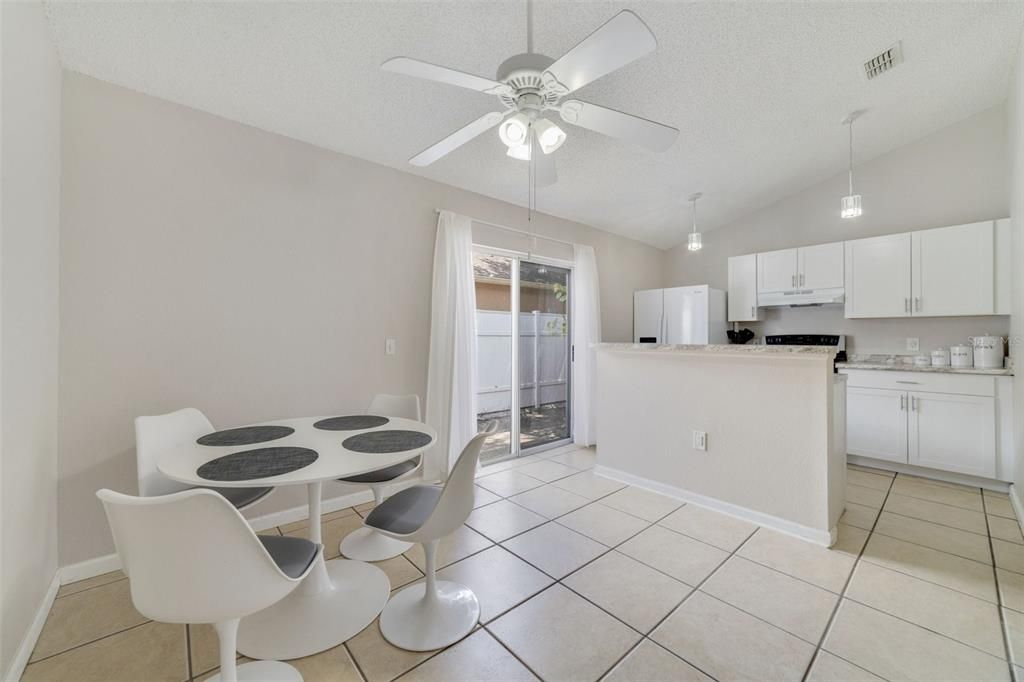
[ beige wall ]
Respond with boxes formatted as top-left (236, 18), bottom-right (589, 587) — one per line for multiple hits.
top-left (664, 104), bottom-right (1011, 355)
top-left (58, 73), bottom-right (664, 566)
top-left (1, 1), bottom-right (62, 675)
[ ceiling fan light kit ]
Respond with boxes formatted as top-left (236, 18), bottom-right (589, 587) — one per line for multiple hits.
top-left (381, 7), bottom-right (680, 187)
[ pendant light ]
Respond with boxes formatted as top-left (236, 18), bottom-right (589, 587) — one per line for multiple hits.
top-left (686, 192), bottom-right (703, 252)
top-left (841, 111), bottom-right (865, 219)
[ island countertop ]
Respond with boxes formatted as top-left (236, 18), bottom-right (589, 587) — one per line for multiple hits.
top-left (594, 342), bottom-right (835, 355)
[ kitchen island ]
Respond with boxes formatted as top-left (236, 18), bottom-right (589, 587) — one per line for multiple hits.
top-left (595, 343), bottom-right (846, 546)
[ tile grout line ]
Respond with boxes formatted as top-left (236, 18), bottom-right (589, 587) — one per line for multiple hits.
top-left (185, 624), bottom-right (194, 681)
top-left (621, 527), bottom-right (763, 682)
top-left (800, 469), bottom-right (898, 682)
top-left (983, 491), bottom-right (1017, 681)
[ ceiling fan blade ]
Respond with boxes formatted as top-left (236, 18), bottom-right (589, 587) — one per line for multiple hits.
top-left (409, 111), bottom-right (507, 166)
top-left (542, 10), bottom-right (657, 96)
top-left (382, 57), bottom-right (512, 97)
top-left (559, 99), bottom-right (678, 152)
top-left (531, 130), bottom-right (557, 187)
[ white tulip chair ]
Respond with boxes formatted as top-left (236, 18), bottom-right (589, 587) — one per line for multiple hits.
top-left (364, 422), bottom-right (497, 651)
top-left (135, 408), bottom-right (272, 509)
top-left (97, 488), bottom-right (320, 682)
top-left (338, 394), bottom-right (425, 561)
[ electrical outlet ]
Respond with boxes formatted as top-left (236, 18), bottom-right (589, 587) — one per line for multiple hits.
top-left (906, 337), bottom-right (920, 352)
top-left (385, 337), bottom-right (397, 355)
top-left (692, 430), bottom-right (707, 451)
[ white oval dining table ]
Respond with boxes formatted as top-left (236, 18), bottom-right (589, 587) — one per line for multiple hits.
top-left (158, 414), bottom-right (437, 660)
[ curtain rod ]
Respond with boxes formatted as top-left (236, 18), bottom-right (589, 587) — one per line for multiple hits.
top-left (434, 209), bottom-right (575, 249)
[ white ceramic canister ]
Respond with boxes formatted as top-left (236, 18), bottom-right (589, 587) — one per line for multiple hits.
top-left (950, 344), bottom-right (974, 368)
top-left (931, 348), bottom-right (950, 367)
top-left (971, 335), bottom-right (1004, 369)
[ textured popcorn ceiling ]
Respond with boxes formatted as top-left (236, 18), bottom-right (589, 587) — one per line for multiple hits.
top-left (44, 1), bottom-right (1023, 249)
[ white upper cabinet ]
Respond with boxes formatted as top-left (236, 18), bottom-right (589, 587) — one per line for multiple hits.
top-left (798, 242), bottom-right (844, 290)
top-left (757, 248), bottom-right (799, 293)
top-left (911, 221), bottom-right (994, 317)
top-left (845, 233), bottom-right (912, 318)
top-left (996, 218), bottom-right (1011, 315)
top-left (727, 254), bottom-right (761, 322)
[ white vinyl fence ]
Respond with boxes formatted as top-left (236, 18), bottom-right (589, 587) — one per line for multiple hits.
top-left (477, 310), bottom-right (569, 414)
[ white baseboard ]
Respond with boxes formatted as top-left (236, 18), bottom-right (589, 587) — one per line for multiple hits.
top-left (847, 455), bottom-right (1011, 492)
top-left (58, 487), bottom-right (381, 585)
top-left (594, 464), bottom-right (835, 547)
top-left (1011, 484), bottom-right (1024, 527)
top-left (2, 571), bottom-right (60, 682)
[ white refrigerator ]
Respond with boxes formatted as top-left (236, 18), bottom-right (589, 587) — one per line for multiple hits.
top-left (633, 285), bottom-right (727, 344)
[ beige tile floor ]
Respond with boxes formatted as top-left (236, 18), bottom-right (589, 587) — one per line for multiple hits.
top-left (23, 445), bottom-right (1024, 681)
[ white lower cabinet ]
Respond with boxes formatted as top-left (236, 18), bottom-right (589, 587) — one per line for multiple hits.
top-left (842, 370), bottom-right (1007, 481)
top-left (908, 392), bottom-right (995, 478)
top-left (847, 387), bottom-right (907, 464)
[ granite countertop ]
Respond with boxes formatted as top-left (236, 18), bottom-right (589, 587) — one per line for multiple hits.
top-left (594, 343), bottom-right (835, 355)
top-left (836, 361), bottom-right (1013, 376)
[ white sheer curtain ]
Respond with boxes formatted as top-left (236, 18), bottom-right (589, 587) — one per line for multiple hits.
top-left (571, 244), bottom-right (601, 446)
top-left (425, 210), bottom-right (478, 479)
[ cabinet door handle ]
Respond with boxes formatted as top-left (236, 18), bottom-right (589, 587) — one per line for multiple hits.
top-left (900, 394), bottom-right (906, 411)
top-left (911, 396), bottom-right (917, 411)
top-left (791, 274), bottom-right (796, 288)
top-left (904, 298), bottom-right (910, 313)
top-left (914, 297), bottom-right (921, 312)
top-left (750, 305), bottom-right (754, 318)
top-left (895, 380), bottom-right (920, 385)
top-left (799, 273), bottom-right (804, 286)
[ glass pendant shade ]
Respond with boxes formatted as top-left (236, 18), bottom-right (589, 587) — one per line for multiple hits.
top-left (687, 231), bottom-right (702, 251)
top-left (841, 193), bottom-right (862, 219)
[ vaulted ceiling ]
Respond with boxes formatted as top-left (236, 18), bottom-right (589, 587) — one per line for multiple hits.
top-left (44, 1), bottom-right (1023, 248)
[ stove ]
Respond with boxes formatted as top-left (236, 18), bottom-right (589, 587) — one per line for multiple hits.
top-left (764, 334), bottom-right (847, 368)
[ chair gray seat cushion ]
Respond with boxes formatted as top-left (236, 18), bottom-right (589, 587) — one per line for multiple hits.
top-left (258, 535), bottom-right (318, 579)
top-left (364, 485), bottom-right (443, 536)
top-left (338, 458), bottom-right (419, 484)
top-left (202, 486), bottom-right (273, 510)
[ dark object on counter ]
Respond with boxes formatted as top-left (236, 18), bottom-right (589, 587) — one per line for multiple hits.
top-left (727, 328), bottom-right (755, 344)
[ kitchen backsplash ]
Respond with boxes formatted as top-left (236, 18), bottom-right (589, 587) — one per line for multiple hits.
top-left (742, 304), bottom-right (1012, 356)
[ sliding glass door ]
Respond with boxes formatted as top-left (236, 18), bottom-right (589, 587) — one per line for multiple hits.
top-left (474, 251), bottom-right (572, 464)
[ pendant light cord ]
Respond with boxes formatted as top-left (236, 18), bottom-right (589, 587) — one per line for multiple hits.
top-left (848, 120), bottom-right (855, 195)
top-left (691, 197), bottom-right (698, 235)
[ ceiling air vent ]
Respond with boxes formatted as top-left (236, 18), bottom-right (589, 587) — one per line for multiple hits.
top-left (863, 42), bottom-right (903, 80)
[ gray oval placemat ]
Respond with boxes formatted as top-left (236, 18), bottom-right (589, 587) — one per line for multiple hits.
top-left (313, 415), bottom-right (390, 431)
top-left (197, 447), bottom-right (318, 482)
top-left (342, 430), bottom-right (433, 453)
top-left (197, 425), bottom-right (294, 447)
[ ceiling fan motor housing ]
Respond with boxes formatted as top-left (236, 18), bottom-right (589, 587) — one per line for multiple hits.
top-left (495, 53), bottom-right (564, 111)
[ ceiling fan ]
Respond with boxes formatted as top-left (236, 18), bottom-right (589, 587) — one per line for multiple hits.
top-left (381, 5), bottom-right (679, 186)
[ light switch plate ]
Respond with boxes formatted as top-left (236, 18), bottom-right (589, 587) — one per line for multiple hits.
top-left (385, 337), bottom-right (397, 355)
top-left (692, 430), bottom-right (707, 451)
top-left (906, 337), bottom-right (920, 352)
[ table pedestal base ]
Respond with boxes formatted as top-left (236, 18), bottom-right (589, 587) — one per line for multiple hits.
top-left (205, 660), bottom-right (302, 682)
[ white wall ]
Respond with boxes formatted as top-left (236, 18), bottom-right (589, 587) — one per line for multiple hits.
top-left (0, 1), bottom-right (62, 676)
top-left (664, 105), bottom-right (1011, 355)
top-left (1009, 33), bottom-right (1024, 510)
top-left (57, 73), bottom-right (665, 567)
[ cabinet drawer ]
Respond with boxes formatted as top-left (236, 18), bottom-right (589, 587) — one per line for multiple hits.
top-left (840, 370), bottom-right (995, 397)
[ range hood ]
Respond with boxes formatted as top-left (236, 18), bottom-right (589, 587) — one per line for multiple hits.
top-left (758, 287), bottom-right (845, 307)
